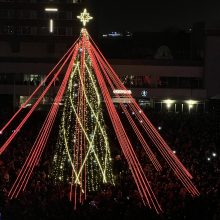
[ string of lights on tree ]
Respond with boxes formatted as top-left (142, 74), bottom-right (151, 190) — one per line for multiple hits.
top-left (0, 9), bottom-right (199, 214)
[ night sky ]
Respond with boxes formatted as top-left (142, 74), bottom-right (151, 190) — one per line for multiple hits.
top-left (89, 0), bottom-right (220, 32)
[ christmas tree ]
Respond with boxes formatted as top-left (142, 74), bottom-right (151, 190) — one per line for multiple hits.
top-left (0, 9), bottom-right (199, 214)
top-left (51, 28), bottom-right (114, 203)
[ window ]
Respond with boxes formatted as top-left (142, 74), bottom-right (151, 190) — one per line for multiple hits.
top-left (24, 74), bottom-right (43, 85)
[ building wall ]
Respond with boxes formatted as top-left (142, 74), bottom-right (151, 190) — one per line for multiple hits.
top-left (205, 35), bottom-right (220, 98)
top-left (0, 41), bottom-right (69, 58)
top-left (0, 62), bottom-right (53, 75)
top-left (130, 88), bottom-right (206, 100)
top-left (0, 59), bottom-right (206, 103)
top-left (112, 63), bottom-right (203, 77)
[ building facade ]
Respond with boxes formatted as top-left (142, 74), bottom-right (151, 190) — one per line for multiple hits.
top-left (0, 3), bottom-right (219, 113)
top-left (111, 59), bottom-right (206, 113)
top-left (0, 0), bottom-right (87, 110)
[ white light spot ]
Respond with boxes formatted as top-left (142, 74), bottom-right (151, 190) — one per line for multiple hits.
top-left (212, 152), bottom-right (217, 157)
top-left (49, 19), bottom-right (54, 33)
top-left (45, 8), bottom-right (58, 12)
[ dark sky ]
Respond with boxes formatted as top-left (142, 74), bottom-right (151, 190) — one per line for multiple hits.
top-left (88, 0), bottom-right (220, 32)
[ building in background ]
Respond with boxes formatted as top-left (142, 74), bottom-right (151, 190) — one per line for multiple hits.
top-left (0, 2), bottom-right (219, 113)
top-left (0, 0), bottom-right (87, 110)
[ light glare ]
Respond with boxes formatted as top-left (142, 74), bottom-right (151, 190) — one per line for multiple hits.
top-left (49, 19), bottom-right (54, 33)
top-left (163, 99), bottom-right (175, 108)
top-left (113, 89), bottom-right (132, 94)
top-left (45, 8), bottom-right (58, 12)
top-left (186, 100), bottom-right (198, 105)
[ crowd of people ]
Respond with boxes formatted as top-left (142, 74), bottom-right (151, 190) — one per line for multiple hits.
top-left (0, 106), bottom-right (219, 220)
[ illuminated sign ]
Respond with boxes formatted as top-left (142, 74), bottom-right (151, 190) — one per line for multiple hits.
top-left (112, 98), bottom-right (133, 103)
top-left (113, 90), bottom-right (132, 94)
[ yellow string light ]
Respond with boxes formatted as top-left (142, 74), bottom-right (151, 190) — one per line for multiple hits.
top-left (51, 45), bottom-right (114, 192)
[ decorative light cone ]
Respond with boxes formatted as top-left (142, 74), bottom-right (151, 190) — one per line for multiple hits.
top-left (0, 9), bottom-right (199, 214)
top-left (51, 29), bottom-right (114, 204)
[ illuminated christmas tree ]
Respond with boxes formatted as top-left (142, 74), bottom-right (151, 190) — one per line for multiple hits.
top-left (0, 9), bottom-right (199, 214)
top-left (51, 28), bottom-right (114, 202)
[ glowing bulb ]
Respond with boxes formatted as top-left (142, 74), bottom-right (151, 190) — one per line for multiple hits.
top-left (212, 152), bottom-right (216, 157)
top-left (207, 157), bottom-right (211, 161)
top-left (189, 104), bottom-right (193, 109)
top-left (173, 150), bottom-right (176, 154)
top-left (163, 99), bottom-right (174, 109)
top-left (167, 103), bottom-right (171, 108)
top-left (158, 126), bottom-right (162, 130)
top-left (186, 100), bottom-right (198, 105)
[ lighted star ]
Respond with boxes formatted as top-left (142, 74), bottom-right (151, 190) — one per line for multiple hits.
top-left (77, 9), bottom-right (93, 27)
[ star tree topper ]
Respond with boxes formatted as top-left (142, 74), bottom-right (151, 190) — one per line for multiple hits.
top-left (77, 9), bottom-right (93, 26)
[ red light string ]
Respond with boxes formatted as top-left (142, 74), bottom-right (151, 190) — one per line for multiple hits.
top-left (1, 27), bottom-right (200, 215)
top-left (88, 37), bottom-right (199, 196)
top-left (91, 47), bottom-right (162, 171)
top-left (8, 45), bottom-right (79, 199)
top-left (129, 103), bottom-right (199, 196)
top-left (69, 34), bottom-right (88, 209)
top-left (86, 37), bottom-right (162, 213)
top-left (0, 43), bottom-right (78, 155)
top-left (90, 39), bottom-right (193, 178)
top-left (74, 36), bottom-right (86, 209)
top-left (91, 47), bottom-right (198, 195)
